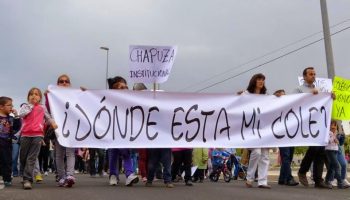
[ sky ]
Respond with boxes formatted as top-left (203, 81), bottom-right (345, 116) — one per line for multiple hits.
top-left (1, 0), bottom-right (350, 109)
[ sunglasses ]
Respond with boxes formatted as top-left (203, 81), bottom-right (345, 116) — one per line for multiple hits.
top-left (58, 79), bottom-right (70, 84)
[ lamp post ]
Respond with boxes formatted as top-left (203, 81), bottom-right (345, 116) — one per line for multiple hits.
top-left (100, 46), bottom-right (109, 89)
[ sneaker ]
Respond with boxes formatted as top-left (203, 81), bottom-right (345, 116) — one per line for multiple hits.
top-left (343, 179), bottom-right (350, 186)
top-left (35, 174), bottom-right (43, 182)
top-left (23, 181), bottom-right (32, 190)
top-left (325, 182), bottom-right (333, 189)
top-left (125, 174), bottom-right (139, 186)
top-left (330, 180), bottom-right (337, 187)
top-left (0, 180), bottom-right (4, 190)
top-left (185, 180), bottom-right (193, 186)
top-left (74, 170), bottom-right (80, 174)
top-left (44, 171), bottom-right (48, 176)
top-left (298, 172), bottom-right (308, 187)
top-left (165, 183), bottom-right (174, 188)
top-left (58, 178), bottom-right (66, 187)
top-left (142, 177), bottom-right (147, 182)
top-left (66, 176), bottom-right (75, 187)
top-left (314, 181), bottom-right (328, 189)
top-left (109, 175), bottom-right (118, 186)
top-left (4, 181), bottom-right (12, 187)
top-left (285, 179), bottom-right (299, 186)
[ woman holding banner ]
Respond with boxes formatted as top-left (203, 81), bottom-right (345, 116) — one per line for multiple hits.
top-left (239, 73), bottom-right (271, 189)
top-left (45, 74), bottom-right (76, 187)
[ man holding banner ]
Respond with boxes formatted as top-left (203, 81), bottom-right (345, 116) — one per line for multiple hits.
top-left (296, 67), bottom-right (329, 189)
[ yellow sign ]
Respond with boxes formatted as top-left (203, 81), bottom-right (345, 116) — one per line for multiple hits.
top-left (332, 76), bottom-right (350, 120)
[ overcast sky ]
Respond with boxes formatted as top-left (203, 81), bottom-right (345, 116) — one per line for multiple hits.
top-left (1, 0), bottom-right (350, 109)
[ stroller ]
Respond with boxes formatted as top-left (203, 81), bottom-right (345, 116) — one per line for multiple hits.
top-left (230, 154), bottom-right (247, 180)
top-left (209, 151), bottom-right (232, 182)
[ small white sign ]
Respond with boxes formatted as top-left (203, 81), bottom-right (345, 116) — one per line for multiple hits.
top-left (298, 77), bottom-right (332, 92)
top-left (129, 45), bottom-right (177, 83)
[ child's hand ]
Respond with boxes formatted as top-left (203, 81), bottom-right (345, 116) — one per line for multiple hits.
top-left (11, 108), bottom-right (18, 117)
top-left (51, 122), bottom-right (58, 129)
top-left (40, 139), bottom-right (46, 146)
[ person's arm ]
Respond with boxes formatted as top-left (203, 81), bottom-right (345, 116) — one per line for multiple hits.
top-left (42, 105), bottom-right (58, 129)
top-left (18, 103), bottom-right (33, 118)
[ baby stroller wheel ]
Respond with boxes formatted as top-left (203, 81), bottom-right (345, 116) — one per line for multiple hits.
top-left (223, 170), bottom-right (232, 183)
top-left (209, 172), bottom-right (219, 182)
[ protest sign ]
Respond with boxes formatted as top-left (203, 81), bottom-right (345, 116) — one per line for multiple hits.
top-left (298, 77), bottom-right (332, 92)
top-left (332, 76), bottom-right (350, 120)
top-left (129, 45), bottom-right (177, 83)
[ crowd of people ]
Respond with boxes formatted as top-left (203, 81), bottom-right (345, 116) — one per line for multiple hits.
top-left (0, 67), bottom-right (349, 191)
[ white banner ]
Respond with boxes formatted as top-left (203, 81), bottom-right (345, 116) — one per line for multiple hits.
top-left (298, 76), bottom-right (333, 92)
top-left (48, 87), bottom-right (332, 148)
top-left (129, 45), bottom-right (177, 83)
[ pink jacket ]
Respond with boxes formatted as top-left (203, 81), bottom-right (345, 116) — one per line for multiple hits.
top-left (19, 103), bottom-right (53, 137)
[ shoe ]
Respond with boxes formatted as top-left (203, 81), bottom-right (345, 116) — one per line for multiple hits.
top-left (44, 171), bottom-right (48, 176)
top-left (142, 177), bottom-right (147, 182)
top-left (23, 181), bottom-right (32, 190)
top-left (185, 181), bottom-right (193, 186)
top-left (58, 178), bottom-right (66, 187)
top-left (325, 182), bottom-right (333, 189)
top-left (278, 181), bottom-right (285, 185)
top-left (109, 175), bottom-right (118, 186)
top-left (125, 174), bottom-right (139, 186)
top-left (233, 176), bottom-right (238, 180)
top-left (315, 182), bottom-right (328, 189)
top-left (4, 181), bottom-right (12, 187)
top-left (343, 179), bottom-right (350, 186)
top-left (35, 174), bottom-right (43, 182)
top-left (330, 180), bottom-right (337, 187)
top-left (165, 183), bottom-right (174, 188)
top-left (298, 172), bottom-right (308, 187)
top-left (66, 175), bottom-right (75, 187)
top-left (0, 180), bottom-right (4, 190)
top-left (258, 185), bottom-right (271, 189)
top-left (145, 182), bottom-right (153, 187)
top-left (285, 179), bottom-right (299, 186)
top-left (245, 181), bottom-right (253, 188)
top-left (74, 170), bottom-right (80, 174)
top-left (338, 184), bottom-right (350, 189)
top-left (199, 179), bottom-right (204, 183)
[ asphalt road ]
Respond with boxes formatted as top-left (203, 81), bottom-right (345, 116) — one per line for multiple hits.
top-left (1, 173), bottom-right (349, 200)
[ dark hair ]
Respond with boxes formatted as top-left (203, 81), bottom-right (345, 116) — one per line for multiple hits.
top-left (273, 89), bottom-right (285, 95)
top-left (302, 67), bottom-right (314, 77)
top-left (107, 76), bottom-right (127, 89)
top-left (246, 73), bottom-right (267, 94)
top-left (0, 96), bottom-right (12, 106)
top-left (27, 87), bottom-right (42, 103)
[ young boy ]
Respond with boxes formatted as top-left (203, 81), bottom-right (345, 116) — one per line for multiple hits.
top-left (0, 96), bottom-right (22, 187)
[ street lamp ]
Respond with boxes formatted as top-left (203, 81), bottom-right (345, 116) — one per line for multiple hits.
top-left (100, 46), bottom-right (109, 89)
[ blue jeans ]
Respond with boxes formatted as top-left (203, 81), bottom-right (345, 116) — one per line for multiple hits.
top-left (12, 143), bottom-right (20, 176)
top-left (325, 150), bottom-right (341, 183)
top-left (278, 147), bottom-right (294, 183)
top-left (147, 148), bottom-right (172, 183)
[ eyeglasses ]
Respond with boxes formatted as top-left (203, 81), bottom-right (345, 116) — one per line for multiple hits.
top-left (58, 79), bottom-right (70, 84)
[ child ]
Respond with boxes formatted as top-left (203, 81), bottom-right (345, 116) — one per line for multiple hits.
top-left (107, 76), bottom-right (139, 186)
top-left (325, 120), bottom-right (349, 189)
top-left (210, 148), bottom-right (230, 175)
top-left (18, 88), bottom-right (57, 189)
top-left (0, 96), bottom-right (22, 187)
top-left (192, 148), bottom-right (208, 183)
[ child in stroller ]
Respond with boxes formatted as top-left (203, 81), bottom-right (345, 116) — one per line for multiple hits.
top-left (209, 148), bottom-right (232, 182)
